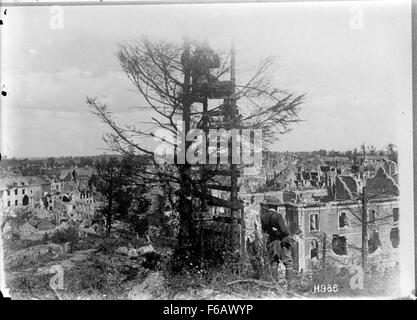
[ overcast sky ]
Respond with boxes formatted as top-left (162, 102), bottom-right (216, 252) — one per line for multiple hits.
top-left (0, 0), bottom-right (411, 158)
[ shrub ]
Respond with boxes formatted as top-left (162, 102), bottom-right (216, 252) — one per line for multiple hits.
top-left (49, 227), bottom-right (81, 252)
top-left (96, 237), bottom-right (129, 254)
top-left (50, 227), bottom-right (79, 245)
top-left (141, 251), bottom-right (161, 270)
top-left (309, 263), bottom-right (354, 296)
top-left (42, 233), bottom-right (50, 244)
top-left (70, 235), bottom-right (101, 251)
top-left (9, 272), bottom-right (54, 299)
top-left (66, 257), bottom-right (109, 293)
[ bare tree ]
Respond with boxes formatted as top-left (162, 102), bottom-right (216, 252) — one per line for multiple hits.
top-left (360, 143), bottom-right (366, 156)
top-left (327, 185), bottom-right (397, 277)
top-left (367, 145), bottom-right (376, 155)
top-left (386, 143), bottom-right (398, 163)
top-left (86, 37), bottom-right (304, 267)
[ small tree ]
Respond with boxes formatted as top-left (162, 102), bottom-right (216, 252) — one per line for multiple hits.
top-left (127, 195), bottom-right (152, 236)
top-left (360, 143), bottom-right (366, 156)
top-left (367, 145), bottom-right (376, 155)
top-left (386, 143), bottom-right (398, 163)
top-left (92, 155), bottom-right (149, 237)
top-left (91, 157), bottom-right (119, 236)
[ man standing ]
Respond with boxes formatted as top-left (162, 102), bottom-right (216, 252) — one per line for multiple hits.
top-left (260, 208), bottom-right (295, 286)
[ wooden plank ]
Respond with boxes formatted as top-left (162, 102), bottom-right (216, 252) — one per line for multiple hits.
top-left (206, 194), bottom-right (242, 209)
top-left (206, 184), bottom-right (234, 191)
top-left (212, 170), bottom-right (241, 177)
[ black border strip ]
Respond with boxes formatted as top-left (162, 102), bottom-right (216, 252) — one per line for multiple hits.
top-left (412, 0), bottom-right (417, 297)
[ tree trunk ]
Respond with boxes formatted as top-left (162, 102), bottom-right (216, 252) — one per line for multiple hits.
top-left (171, 39), bottom-right (200, 270)
top-left (106, 210), bottom-right (112, 237)
top-left (173, 165), bottom-right (199, 269)
top-left (106, 182), bottom-right (113, 237)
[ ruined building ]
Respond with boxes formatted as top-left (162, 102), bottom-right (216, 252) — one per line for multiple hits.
top-left (260, 167), bottom-right (400, 274)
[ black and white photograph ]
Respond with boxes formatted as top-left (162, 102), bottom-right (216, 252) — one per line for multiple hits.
top-left (0, 0), bottom-right (415, 302)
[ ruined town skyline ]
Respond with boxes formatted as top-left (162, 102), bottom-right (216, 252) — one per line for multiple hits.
top-left (0, 143), bottom-right (397, 161)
